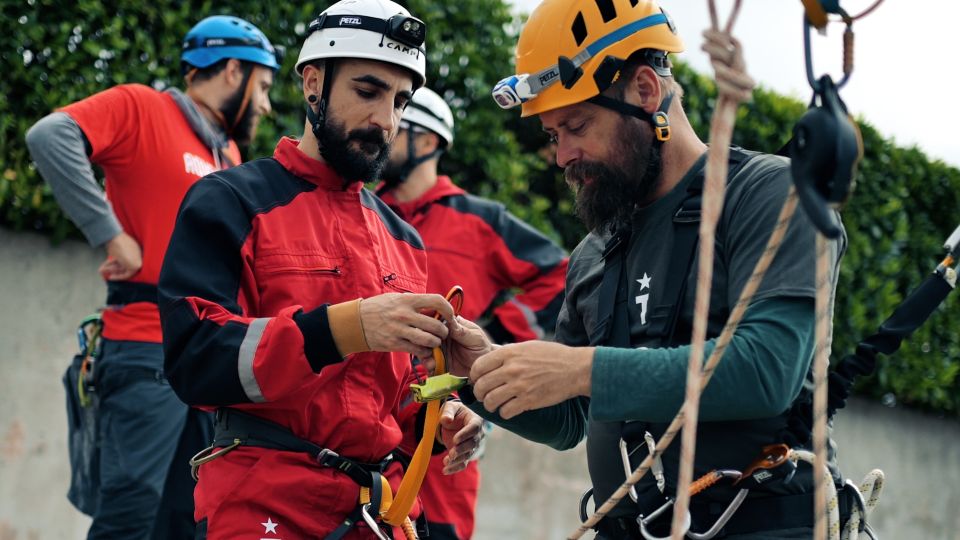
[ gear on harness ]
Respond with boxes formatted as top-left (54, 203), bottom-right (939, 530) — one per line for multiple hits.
top-left (581, 444), bottom-right (797, 540)
top-left (75, 314), bottom-right (103, 407)
top-left (188, 286), bottom-right (466, 540)
top-left (637, 445), bottom-right (795, 540)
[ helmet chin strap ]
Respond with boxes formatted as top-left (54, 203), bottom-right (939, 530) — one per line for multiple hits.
top-left (305, 59), bottom-right (337, 140)
top-left (396, 125), bottom-right (443, 184)
top-left (588, 92), bottom-right (675, 142)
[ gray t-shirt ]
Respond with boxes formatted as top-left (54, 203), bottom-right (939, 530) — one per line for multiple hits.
top-left (557, 150), bottom-right (846, 516)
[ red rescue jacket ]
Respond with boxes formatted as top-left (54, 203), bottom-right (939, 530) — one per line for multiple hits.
top-left (159, 138), bottom-right (428, 537)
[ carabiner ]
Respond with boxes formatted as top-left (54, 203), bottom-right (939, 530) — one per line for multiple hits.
top-left (803, 13), bottom-right (854, 91)
top-left (638, 499), bottom-right (691, 540)
top-left (188, 438), bottom-right (242, 481)
top-left (360, 503), bottom-right (391, 540)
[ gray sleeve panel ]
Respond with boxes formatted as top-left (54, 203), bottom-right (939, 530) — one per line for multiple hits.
top-left (25, 112), bottom-right (122, 247)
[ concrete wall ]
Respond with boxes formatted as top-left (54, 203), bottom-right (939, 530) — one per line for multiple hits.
top-left (1, 228), bottom-right (958, 539)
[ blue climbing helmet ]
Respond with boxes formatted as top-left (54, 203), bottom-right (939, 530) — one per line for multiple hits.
top-left (182, 16), bottom-right (282, 72)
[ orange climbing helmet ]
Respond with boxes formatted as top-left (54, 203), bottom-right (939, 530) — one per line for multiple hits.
top-left (493, 0), bottom-right (684, 117)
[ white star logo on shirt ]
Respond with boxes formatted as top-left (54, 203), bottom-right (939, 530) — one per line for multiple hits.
top-left (636, 273), bottom-right (652, 325)
top-left (637, 272), bottom-right (652, 291)
top-left (262, 518), bottom-right (279, 534)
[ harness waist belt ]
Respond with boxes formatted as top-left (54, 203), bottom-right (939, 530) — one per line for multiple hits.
top-left (212, 408), bottom-right (393, 488)
top-left (688, 492), bottom-right (814, 536)
top-left (106, 281), bottom-right (160, 306)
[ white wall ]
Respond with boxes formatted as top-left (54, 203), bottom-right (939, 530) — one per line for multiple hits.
top-left (1, 228), bottom-right (957, 539)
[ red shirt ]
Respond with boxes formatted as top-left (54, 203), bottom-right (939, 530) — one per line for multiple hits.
top-left (61, 83), bottom-right (240, 342)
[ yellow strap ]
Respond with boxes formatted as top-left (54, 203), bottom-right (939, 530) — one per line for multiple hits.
top-left (359, 474), bottom-right (394, 508)
top-left (381, 345), bottom-right (445, 526)
top-left (801, 0), bottom-right (829, 29)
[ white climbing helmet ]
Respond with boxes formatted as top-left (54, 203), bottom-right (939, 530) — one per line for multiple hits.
top-left (402, 87), bottom-right (454, 147)
top-left (295, 0), bottom-right (427, 89)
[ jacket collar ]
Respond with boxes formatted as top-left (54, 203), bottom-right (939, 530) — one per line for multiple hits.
top-left (379, 175), bottom-right (464, 218)
top-left (273, 137), bottom-right (361, 193)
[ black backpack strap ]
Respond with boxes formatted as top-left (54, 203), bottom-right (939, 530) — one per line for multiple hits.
top-left (589, 228), bottom-right (632, 347)
top-left (646, 148), bottom-right (757, 346)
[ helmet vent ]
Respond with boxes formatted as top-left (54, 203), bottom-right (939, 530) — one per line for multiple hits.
top-left (595, 0), bottom-right (617, 23)
top-left (628, 0), bottom-right (639, 6)
top-left (571, 13), bottom-right (588, 46)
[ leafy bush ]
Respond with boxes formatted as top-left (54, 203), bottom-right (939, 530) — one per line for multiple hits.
top-left (2, 0), bottom-right (957, 413)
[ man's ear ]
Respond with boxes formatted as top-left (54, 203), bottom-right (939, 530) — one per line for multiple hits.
top-left (623, 64), bottom-right (663, 115)
top-left (224, 58), bottom-right (244, 89)
top-left (415, 131), bottom-right (440, 154)
top-left (301, 62), bottom-right (325, 102)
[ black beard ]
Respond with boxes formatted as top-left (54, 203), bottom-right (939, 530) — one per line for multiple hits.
top-left (317, 116), bottom-right (390, 186)
top-left (220, 75), bottom-right (257, 146)
top-left (566, 121), bottom-right (661, 233)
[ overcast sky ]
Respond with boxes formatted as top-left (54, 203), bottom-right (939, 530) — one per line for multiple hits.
top-left (507, 0), bottom-right (960, 167)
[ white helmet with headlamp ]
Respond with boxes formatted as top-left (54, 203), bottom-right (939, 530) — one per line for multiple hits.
top-left (295, 0), bottom-right (427, 87)
top-left (296, 0), bottom-right (428, 134)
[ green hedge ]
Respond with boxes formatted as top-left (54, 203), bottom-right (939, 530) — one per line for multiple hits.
top-left (3, 0), bottom-right (958, 414)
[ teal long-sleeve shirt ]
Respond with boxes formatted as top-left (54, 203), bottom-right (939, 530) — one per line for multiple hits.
top-left (462, 296), bottom-right (814, 447)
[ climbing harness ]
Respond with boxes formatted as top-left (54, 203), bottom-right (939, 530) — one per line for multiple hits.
top-left (189, 287), bottom-right (465, 540)
top-left (638, 445), bottom-right (795, 540)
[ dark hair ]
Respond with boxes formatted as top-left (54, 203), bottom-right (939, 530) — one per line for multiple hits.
top-left (183, 58), bottom-right (253, 83)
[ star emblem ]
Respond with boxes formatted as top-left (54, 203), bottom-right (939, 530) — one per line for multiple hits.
top-left (262, 518), bottom-right (278, 534)
top-left (637, 273), bottom-right (651, 291)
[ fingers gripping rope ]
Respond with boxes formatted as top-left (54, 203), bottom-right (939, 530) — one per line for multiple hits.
top-left (567, 190), bottom-right (801, 540)
top-left (671, 2), bottom-right (754, 538)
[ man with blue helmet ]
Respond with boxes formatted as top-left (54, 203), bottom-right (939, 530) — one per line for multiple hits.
top-left (26, 15), bottom-right (280, 540)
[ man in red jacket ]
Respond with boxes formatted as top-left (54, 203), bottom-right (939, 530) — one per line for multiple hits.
top-left (378, 87), bottom-right (569, 539)
top-left (26, 15), bottom-right (279, 540)
top-left (158, 1), bottom-right (484, 538)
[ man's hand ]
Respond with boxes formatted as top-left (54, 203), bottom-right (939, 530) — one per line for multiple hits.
top-left (438, 400), bottom-right (484, 475)
top-left (359, 293), bottom-right (458, 359)
top-left (99, 231), bottom-right (142, 281)
top-left (445, 316), bottom-right (495, 378)
top-left (470, 341), bottom-right (594, 420)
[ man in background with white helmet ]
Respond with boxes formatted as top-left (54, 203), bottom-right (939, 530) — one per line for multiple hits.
top-left (378, 87), bottom-right (569, 539)
top-left (158, 1), bottom-right (484, 538)
top-left (26, 15), bottom-right (279, 539)
top-left (443, 0), bottom-right (846, 537)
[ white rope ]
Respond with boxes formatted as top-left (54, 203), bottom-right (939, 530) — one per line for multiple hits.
top-left (791, 449), bottom-right (840, 540)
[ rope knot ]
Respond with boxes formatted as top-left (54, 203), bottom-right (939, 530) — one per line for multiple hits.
top-left (702, 29), bottom-right (755, 104)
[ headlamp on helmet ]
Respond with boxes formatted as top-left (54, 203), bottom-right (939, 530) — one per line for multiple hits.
top-left (492, 10), bottom-right (672, 111)
top-left (308, 13), bottom-right (426, 51)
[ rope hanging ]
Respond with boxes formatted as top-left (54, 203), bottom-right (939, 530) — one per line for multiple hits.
top-left (670, 1), bottom-right (753, 537)
top-left (812, 234), bottom-right (835, 540)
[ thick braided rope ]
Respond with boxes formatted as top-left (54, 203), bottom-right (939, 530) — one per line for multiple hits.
top-left (670, 2), bottom-right (750, 536)
top-left (813, 233), bottom-right (836, 540)
top-left (791, 449), bottom-right (840, 540)
top-left (567, 188), bottom-right (799, 540)
top-left (841, 469), bottom-right (884, 539)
